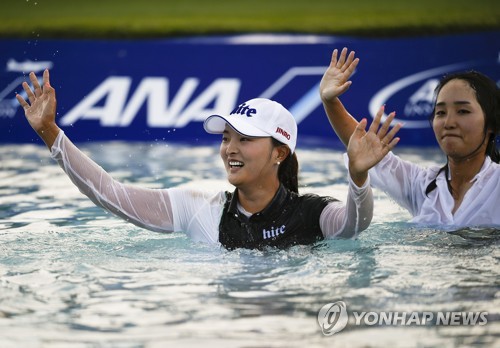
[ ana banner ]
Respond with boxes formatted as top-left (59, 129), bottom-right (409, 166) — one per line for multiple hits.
top-left (1, 32), bottom-right (499, 147)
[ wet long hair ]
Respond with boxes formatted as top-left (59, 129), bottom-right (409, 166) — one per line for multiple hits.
top-left (425, 70), bottom-right (500, 196)
top-left (272, 138), bottom-right (299, 193)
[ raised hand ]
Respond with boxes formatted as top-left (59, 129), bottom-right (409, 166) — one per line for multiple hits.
top-left (16, 69), bottom-right (59, 148)
top-left (347, 106), bottom-right (402, 186)
top-left (319, 47), bottom-right (359, 103)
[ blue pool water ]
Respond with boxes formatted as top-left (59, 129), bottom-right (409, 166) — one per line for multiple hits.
top-left (0, 141), bottom-right (498, 347)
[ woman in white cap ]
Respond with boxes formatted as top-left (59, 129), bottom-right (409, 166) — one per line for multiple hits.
top-left (16, 70), bottom-right (400, 249)
top-left (320, 47), bottom-right (500, 228)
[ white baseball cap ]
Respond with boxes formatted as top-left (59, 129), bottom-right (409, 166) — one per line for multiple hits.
top-left (203, 98), bottom-right (298, 153)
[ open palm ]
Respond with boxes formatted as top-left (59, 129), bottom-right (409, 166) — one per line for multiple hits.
top-left (347, 106), bottom-right (402, 175)
top-left (319, 47), bottom-right (359, 102)
top-left (16, 70), bottom-right (57, 132)
top-left (16, 69), bottom-right (60, 148)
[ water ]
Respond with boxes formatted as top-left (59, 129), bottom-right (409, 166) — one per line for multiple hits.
top-left (0, 141), bottom-right (499, 347)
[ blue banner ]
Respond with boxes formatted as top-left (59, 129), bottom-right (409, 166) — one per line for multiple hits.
top-left (1, 32), bottom-right (499, 147)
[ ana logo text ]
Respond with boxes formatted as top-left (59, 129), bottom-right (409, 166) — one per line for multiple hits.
top-left (60, 77), bottom-right (241, 127)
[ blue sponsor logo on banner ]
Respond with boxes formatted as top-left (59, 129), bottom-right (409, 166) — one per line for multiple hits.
top-left (369, 62), bottom-right (475, 129)
top-left (1, 33), bottom-right (499, 146)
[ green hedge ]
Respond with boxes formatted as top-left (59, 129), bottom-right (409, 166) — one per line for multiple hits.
top-left (1, 0), bottom-right (499, 38)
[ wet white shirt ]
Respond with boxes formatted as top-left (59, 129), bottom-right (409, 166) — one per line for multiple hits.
top-left (50, 131), bottom-right (373, 245)
top-left (368, 151), bottom-right (500, 229)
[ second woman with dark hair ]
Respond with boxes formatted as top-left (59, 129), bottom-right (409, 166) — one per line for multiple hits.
top-left (320, 48), bottom-right (500, 228)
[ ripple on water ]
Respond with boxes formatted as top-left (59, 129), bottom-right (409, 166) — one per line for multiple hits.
top-left (0, 143), bottom-right (498, 347)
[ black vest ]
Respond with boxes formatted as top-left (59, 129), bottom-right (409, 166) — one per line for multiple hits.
top-left (219, 185), bottom-right (337, 250)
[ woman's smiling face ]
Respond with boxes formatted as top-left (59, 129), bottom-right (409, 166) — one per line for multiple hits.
top-left (219, 126), bottom-right (279, 189)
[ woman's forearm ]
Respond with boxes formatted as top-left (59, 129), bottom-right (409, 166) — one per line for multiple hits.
top-left (37, 123), bottom-right (60, 150)
top-left (323, 97), bottom-right (359, 147)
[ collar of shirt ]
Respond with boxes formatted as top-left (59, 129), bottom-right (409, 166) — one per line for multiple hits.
top-left (445, 156), bottom-right (492, 183)
top-left (227, 184), bottom-right (289, 221)
top-left (472, 156), bottom-right (493, 182)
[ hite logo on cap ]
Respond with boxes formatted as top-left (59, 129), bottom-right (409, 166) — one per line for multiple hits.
top-left (230, 103), bottom-right (257, 117)
top-left (276, 127), bottom-right (291, 140)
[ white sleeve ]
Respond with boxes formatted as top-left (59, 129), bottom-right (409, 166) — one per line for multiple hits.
top-left (50, 131), bottom-right (175, 233)
top-left (364, 152), bottom-right (425, 216)
top-left (320, 174), bottom-right (373, 239)
top-left (168, 188), bottom-right (225, 244)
